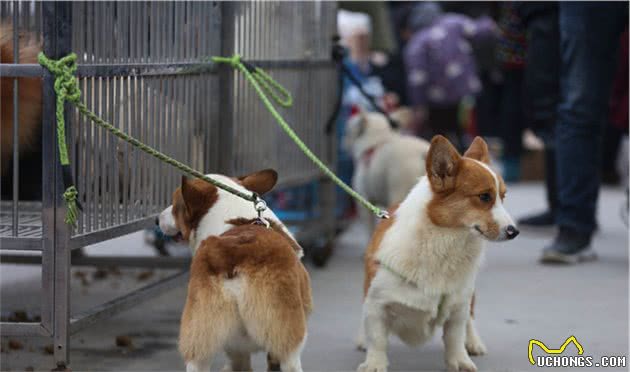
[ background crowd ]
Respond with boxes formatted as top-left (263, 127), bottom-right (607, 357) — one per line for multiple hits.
top-left (332, 1), bottom-right (628, 264)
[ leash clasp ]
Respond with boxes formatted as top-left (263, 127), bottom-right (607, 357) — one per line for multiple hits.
top-left (252, 194), bottom-right (270, 228)
top-left (377, 209), bottom-right (390, 219)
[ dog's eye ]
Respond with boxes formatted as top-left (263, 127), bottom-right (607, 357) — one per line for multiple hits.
top-left (479, 193), bottom-right (492, 203)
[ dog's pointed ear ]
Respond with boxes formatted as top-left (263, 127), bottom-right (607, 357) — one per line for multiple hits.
top-left (238, 169), bottom-right (278, 195)
top-left (426, 135), bottom-right (461, 192)
top-left (463, 136), bottom-right (490, 164)
top-left (181, 176), bottom-right (218, 219)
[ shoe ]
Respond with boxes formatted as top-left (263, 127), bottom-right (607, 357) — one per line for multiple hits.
top-left (518, 210), bottom-right (555, 227)
top-left (540, 227), bottom-right (596, 264)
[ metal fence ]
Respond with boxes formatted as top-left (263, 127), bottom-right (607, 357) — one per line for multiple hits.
top-left (0, 1), bottom-right (337, 368)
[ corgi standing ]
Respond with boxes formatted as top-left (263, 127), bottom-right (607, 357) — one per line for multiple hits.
top-left (159, 170), bottom-right (312, 372)
top-left (358, 136), bottom-right (519, 372)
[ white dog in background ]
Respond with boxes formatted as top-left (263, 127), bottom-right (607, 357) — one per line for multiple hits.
top-left (344, 108), bottom-right (430, 231)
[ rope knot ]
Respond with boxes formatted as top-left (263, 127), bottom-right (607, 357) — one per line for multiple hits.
top-left (39, 52), bottom-right (82, 226)
top-left (210, 53), bottom-right (242, 68)
top-left (62, 186), bottom-right (79, 227)
top-left (38, 52), bottom-right (81, 104)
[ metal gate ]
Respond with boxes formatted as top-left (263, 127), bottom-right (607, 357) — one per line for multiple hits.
top-left (0, 2), bottom-right (337, 368)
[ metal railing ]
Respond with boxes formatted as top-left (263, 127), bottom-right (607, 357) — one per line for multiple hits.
top-left (0, 1), bottom-right (337, 368)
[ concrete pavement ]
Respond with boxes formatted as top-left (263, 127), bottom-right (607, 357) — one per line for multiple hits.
top-left (1, 183), bottom-right (628, 371)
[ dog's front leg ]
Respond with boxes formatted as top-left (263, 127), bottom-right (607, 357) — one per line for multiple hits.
top-left (357, 301), bottom-right (389, 372)
top-left (465, 317), bottom-right (487, 356)
top-left (443, 305), bottom-right (476, 372)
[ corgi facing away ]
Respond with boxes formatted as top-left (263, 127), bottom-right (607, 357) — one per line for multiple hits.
top-left (343, 109), bottom-right (430, 232)
top-left (158, 170), bottom-right (312, 372)
top-left (358, 136), bottom-right (519, 372)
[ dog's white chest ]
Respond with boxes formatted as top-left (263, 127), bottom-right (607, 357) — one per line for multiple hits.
top-left (368, 269), bottom-right (470, 346)
top-left (372, 270), bottom-right (461, 320)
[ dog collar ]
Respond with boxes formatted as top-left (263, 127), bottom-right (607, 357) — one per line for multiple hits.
top-left (378, 260), bottom-right (416, 286)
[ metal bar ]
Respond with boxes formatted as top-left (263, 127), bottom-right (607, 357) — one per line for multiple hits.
top-left (52, 3), bottom-right (73, 366)
top-left (218, 2), bottom-right (235, 175)
top-left (0, 60), bottom-right (333, 78)
top-left (69, 271), bottom-right (188, 334)
top-left (0, 238), bottom-right (43, 251)
top-left (113, 75), bottom-right (120, 226)
top-left (40, 0), bottom-right (58, 348)
top-left (0, 254), bottom-right (190, 269)
top-left (12, 2), bottom-right (19, 237)
top-left (0, 322), bottom-right (52, 337)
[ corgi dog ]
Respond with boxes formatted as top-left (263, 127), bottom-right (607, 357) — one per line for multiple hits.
top-left (158, 169), bottom-right (312, 372)
top-left (357, 136), bottom-right (519, 372)
top-left (344, 108), bottom-right (430, 232)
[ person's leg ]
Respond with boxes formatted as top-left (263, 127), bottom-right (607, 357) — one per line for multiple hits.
top-left (428, 104), bottom-right (464, 152)
top-left (601, 123), bottom-right (623, 184)
top-left (519, 7), bottom-right (560, 226)
top-left (542, 2), bottom-right (628, 263)
top-left (500, 69), bottom-right (525, 182)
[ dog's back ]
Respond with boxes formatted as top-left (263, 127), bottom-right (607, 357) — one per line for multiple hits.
top-left (369, 135), bottom-right (430, 206)
top-left (179, 224), bottom-right (312, 364)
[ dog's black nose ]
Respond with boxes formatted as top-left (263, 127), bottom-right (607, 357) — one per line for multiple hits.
top-left (155, 217), bottom-right (160, 226)
top-left (506, 225), bottom-right (519, 239)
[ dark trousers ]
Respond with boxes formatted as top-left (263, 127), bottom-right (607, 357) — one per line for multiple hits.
top-left (521, 3), bottom-right (561, 211)
top-left (522, 4), bottom-right (560, 143)
top-left (556, 2), bottom-right (628, 233)
top-left (500, 69), bottom-right (525, 159)
top-left (427, 105), bottom-right (464, 152)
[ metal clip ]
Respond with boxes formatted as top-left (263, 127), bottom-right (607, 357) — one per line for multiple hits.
top-left (252, 194), bottom-right (270, 228)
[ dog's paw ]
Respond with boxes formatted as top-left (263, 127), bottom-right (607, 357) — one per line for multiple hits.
top-left (446, 354), bottom-right (477, 372)
top-left (357, 360), bottom-right (388, 372)
top-left (465, 337), bottom-right (487, 356)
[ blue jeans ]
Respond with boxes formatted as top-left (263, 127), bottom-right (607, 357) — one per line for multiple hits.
top-left (556, 2), bottom-right (628, 233)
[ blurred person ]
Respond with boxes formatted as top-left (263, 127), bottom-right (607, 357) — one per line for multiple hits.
top-left (607, 28), bottom-right (628, 225)
top-left (540, 2), bottom-right (628, 264)
top-left (515, 2), bottom-right (561, 226)
top-left (496, 3), bottom-right (527, 182)
top-left (339, 1), bottom-right (397, 56)
top-left (403, 2), bottom-right (497, 151)
top-left (336, 10), bottom-right (387, 218)
top-left (601, 28), bottom-right (629, 185)
top-left (338, 9), bottom-right (386, 111)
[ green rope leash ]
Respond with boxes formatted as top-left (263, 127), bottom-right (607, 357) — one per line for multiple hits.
top-left (38, 52), bottom-right (263, 226)
top-left (39, 52), bottom-right (387, 226)
top-left (37, 53), bottom-right (82, 225)
top-left (209, 56), bottom-right (293, 108)
top-left (212, 54), bottom-right (388, 219)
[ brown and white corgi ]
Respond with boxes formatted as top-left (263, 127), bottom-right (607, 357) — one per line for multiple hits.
top-left (358, 136), bottom-right (519, 372)
top-left (158, 169), bottom-right (312, 372)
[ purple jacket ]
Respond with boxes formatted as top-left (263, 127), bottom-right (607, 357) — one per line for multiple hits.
top-left (404, 14), bottom-right (496, 107)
